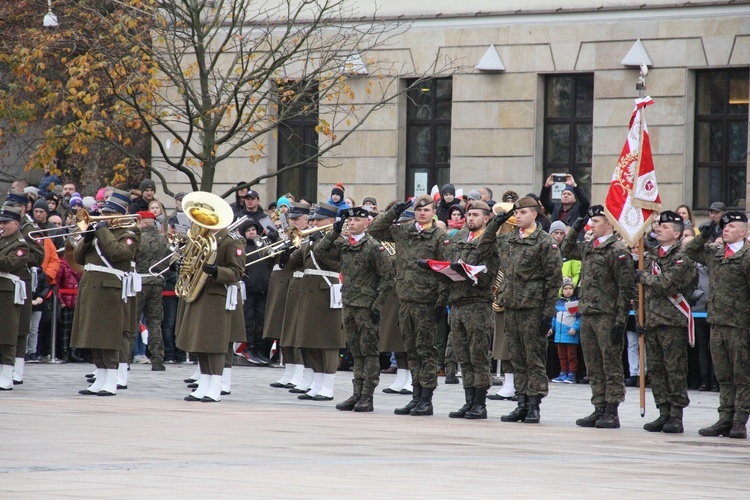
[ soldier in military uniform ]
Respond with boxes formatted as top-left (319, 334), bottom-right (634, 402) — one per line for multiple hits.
top-left (266, 202), bottom-right (310, 389)
top-left (71, 189), bottom-right (141, 396)
top-left (285, 202), bottom-right (342, 401)
top-left (636, 211), bottom-right (698, 433)
top-left (2, 190), bottom-right (44, 387)
top-left (562, 205), bottom-right (635, 429)
top-left (686, 211), bottom-right (750, 439)
top-left (176, 221), bottom-right (245, 403)
top-left (315, 206), bottom-right (394, 412)
top-left (369, 195), bottom-right (450, 416)
top-left (496, 197), bottom-right (562, 424)
top-left (0, 206), bottom-right (30, 390)
top-left (445, 201), bottom-right (501, 420)
top-left (132, 210), bottom-right (170, 371)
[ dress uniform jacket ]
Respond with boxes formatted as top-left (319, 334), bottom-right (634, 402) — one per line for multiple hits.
top-left (263, 253), bottom-right (293, 341)
top-left (285, 236), bottom-right (344, 350)
top-left (0, 230), bottom-right (30, 345)
top-left (176, 228), bottom-right (245, 353)
top-left (71, 225), bottom-right (141, 350)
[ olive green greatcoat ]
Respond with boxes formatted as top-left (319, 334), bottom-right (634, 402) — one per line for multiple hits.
top-left (176, 229), bottom-right (245, 354)
top-left (285, 237), bottom-right (344, 350)
top-left (18, 219), bottom-right (44, 337)
top-left (263, 257), bottom-right (294, 341)
top-left (377, 255), bottom-right (404, 352)
top-left (71, 226), bottom-right (141, 350)
top-left (0, 230), bottom-right (30, 345)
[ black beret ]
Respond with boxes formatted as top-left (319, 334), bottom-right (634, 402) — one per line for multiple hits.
top-left (720, 211), bottom-right (748, 228)
top-left (658, 210), bottom-right (683, 225)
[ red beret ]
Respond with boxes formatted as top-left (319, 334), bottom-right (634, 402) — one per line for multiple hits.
top-left (136, 210), bottom-right (156, 220)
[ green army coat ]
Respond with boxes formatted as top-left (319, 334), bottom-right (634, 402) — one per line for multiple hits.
top-left (0, 230), bottom-right (30, 345)
top-left (263, 258), bottom-right (294, 342)
top-left (684, 234), bottom-right (750, 328)
top-left (497, 223), bottom-right (562, 317)
top-left (561, 228), bottom-right (635, 321)
top-left (135, 224), bottom-right (171, 286)
top-left (368, 206), bottom-right (450, 305)
top-left (176, 229), bottom-right (245, 353)
top-left (284, 237), bottom-right (344, 350)
top-left (640, 242), bottom-right (698, 328)
top-left (71, 225), bottom-right (141, 350)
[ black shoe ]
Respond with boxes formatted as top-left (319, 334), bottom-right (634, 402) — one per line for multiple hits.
top-left (221, 390), bottom-right (231, 396)
top-left (395, 386), bottom-right (421, 415)
top-left (184, 394), bottom-right (202, 401)
top-left (444, 373), bottom-right (459, 384)
top-left (487, 393), bottom-right (516, 401)
top-left (576, 406), bottom-right (606, 427)
top-left (410, 387), bottom-right (434, 416)
top-left (624, 376), bottom-right (639, 387)
top-left (336, 393), bottom-right (360, 411)
top-left (255, 351), bottom-right (271, 365)
top-left (201, 396), bottom-right (220, 403)
top-left (297, 393), bottom-right (314, 400)
top-left (96, 390), bottom-right (116, 397)
top-left (449, 388), bottom-right (476, 418)
top-left (399, 388), bottom-right (413, 395)
top-left (78, 389), bottom-right (98, 395)
top-left (382, 387), bottom-right (400, 394)
top-left (643, 415), bottom-right (669, 432)
top-left (312, 395), bottom-right (333, 401)
top-left (353, 395), bottom-right (374, 412)
top-left (595, 404), bottom-right (620, 428)
top-left (500, 396), bottom-right (528, 422)
top-left (87, 378), bottom-right (96, 384)
top-left (289, 388), bottom-right (308, 394)
top-left (270, 382), bottom-right (287, 388)
top-left (523, 395), bottom-right (541, 423)
top-left (244, 351), bottom-right (262, 365)
top-left (183, 378), bottom-right (197, 384)
top-left (151, 362), bottom-right (166, 372)
top-left (729, 421), bottom-right (747, 439)
top-left (465, 388), bottom-right (488, 420)
top-left (187, 383), bottom-right (198, 389)
top-left (13, 380), bottom-right (22, 385)
top-left (283, 383), bottom-right (296, 389)
top-left (699, 420), bottom-right (733, 437)
top-left (117, 384), bottom-right (128, 390)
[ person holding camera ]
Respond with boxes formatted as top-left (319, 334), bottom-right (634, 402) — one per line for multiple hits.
top-left (540, 173), bottom-right (590, 227)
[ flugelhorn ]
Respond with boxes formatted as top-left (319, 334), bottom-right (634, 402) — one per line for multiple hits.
top-left (28, 208), bottom-right (141, 240)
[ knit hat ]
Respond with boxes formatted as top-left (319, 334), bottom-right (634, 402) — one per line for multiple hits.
top-left (24, 186), bottom-right (39, 199)
top-left (466, 189), bottom-right (482, 201)
top-left (562, 185), bottom-right (577, 197)
top-left (139, 178), bottom-right (156, 192)
top-left (33, 198), bottom-right (49, 214)
top-left (441, 183), bottom-right (456, 197)
top-left (69, 192), bottom-right (84, 209)
top-left (136, 210), bottom-right (156, 220)
top-left (95, 188), bottom-right (107, 201)
top-left (362, 196), bottom-right (377, 206)
top-left (549, 220), bottom-right (568, 234)
top-left (447, 204), bottom-right (465, 218)
top-left (82, 196), bottom-right (96, 209)
top-left (331, 183), bottom-right (345, 198)
top-left (562, 277), bottom-right (574, 288)
top-left (276, 196), bottom-right (292, 210)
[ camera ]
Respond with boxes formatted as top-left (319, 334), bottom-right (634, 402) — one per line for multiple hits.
top-left (553, 174), bottom-right (567, 183)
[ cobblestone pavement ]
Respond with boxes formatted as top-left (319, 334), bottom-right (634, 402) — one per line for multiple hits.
top-left (1, 362), bottom-right (747, 498)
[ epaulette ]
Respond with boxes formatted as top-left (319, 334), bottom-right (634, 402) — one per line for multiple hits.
top-left (229, 232), bottom-right (244, 241)
top-left (18, 237), bottom-right (27, 243)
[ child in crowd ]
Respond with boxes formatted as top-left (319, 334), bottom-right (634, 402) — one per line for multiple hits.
top-left (550, 277), bottom-right (581, 384)
top-left (327, 183), bottom-right (351, 214)
top-left (446, 205), bottom-right (465, 237)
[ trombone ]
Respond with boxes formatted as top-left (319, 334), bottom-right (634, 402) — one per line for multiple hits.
top-left (28, 208), bottom-right (141, 240)
top-left (245, 223), bottom-right (334, 267)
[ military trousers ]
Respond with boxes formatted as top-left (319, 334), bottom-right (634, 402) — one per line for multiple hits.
top-left (505, 308), bottom-right (548, 397)
top-left (132, 284), bottom-right (165, 363)
top-left (398, 302), bottom-right (438, 389)
top-left (710, 325), bottom-right (750, 424)
top-left (91, 348), bottom-right (119, 369)
top-left (0, 344), bottom-right (15, 365)
top-left (451, 302), bottom-right (494, 389)
top-left (645, 324), bottom-right (689, 410)
top-left (343, 305), bottom-right (380, 396)
top-left (580, 314), bottom-right (625, 406)
top-left (197, 352), bottom-right (224, 375)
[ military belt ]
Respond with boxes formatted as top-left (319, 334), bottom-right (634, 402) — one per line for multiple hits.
top-left (303, 269), bottom-right (339, 279)
top-left (0, 272), bottom-right (27, 304)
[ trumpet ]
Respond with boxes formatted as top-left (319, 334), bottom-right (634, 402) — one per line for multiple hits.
top-left (245, 223), bottom-right (334, 267)
top-left (28, 208), bottom-right (141, 240)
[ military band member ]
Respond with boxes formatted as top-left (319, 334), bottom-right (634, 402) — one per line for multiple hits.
top-left (562, 205), bottom-right (635, 429)
top-left (0, 206), bottom-right (30, 390)
top-left (3, 189), bottom-right (44, 386)
top-left (315, 206), bottom-right (394, 412)
top-left (445, 201), bottom-right (500, 420)
top-left (71, 189), bottom-right (141, 396)
top-left (496, 197), bottom-right (562, 424)
top-left (636, 211), bottom-right (697, 434)
top-left (686, 211), bottom-right (750, 439)
top-left (267, 202), bottom-right (310, 389)
top-left (285, 202), bottom-right (342, 401)
top-left (176, 223), bottom-right (245, 403)
top-left (369, 195), bottom-right (450, 417)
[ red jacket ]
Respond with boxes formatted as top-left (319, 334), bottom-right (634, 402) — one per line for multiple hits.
top-left (57, 259), bottom-right (81, 308)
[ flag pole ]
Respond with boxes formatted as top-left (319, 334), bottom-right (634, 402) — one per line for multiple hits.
top-left (636, 63), bottom-right (648, 418)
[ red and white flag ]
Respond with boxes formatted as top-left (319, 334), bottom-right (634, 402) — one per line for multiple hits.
top-left (564, 300), bottom-right (579, 315)
top-left (604, 96), bottom-right (662, 247)
top-left (419, 259), bottom-right (487, 285)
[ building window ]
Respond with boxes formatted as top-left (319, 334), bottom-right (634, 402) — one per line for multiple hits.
top-left (543, 74), bottom-right (594, 195)
top-left (277, 83), bottom-right (318, 201)
top-left (694, 69), bottom-right (749, 210)
top-left (405, 78), bottom-right (452, 196)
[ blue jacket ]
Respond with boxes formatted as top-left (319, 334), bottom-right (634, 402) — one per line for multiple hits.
top-left (551, 297), bottom-right (581, 344)
top-left (327, 197), bottom-right (351, 215)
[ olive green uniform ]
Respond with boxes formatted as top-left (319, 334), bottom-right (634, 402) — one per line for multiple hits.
top-left (0, 231), bottom-right (30, 366)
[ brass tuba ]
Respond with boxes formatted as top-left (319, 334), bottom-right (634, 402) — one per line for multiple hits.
top-left (175, 191), bottom-right (234, 302)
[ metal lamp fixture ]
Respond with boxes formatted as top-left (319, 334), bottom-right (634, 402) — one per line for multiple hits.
top-left (43, 0), bottom-right (59, 28)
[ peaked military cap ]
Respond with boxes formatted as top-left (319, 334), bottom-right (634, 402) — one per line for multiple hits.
top-left (0, 205), bottom-right (23, 222)
top-left (287, 201), bottom-right (311, 219)
top-left (4, 189), bottom-right (29, 207)
top-left (309, 202), bottom-right (338, 220)
top-left (101, 188), bottom-right (130, 215)
top-left (720, 211), bottom-right (748, 228)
